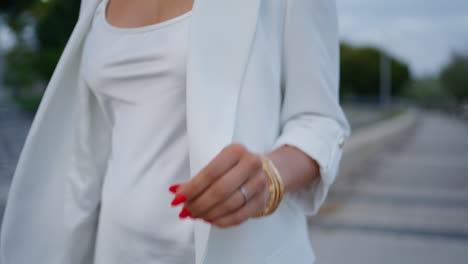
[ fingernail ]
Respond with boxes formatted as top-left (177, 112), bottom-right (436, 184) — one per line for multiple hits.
top-left (204, 219), bottom-right (212, 223)
top-left (168, 184), bottom-right (181, 193)
top-left (179, 207), bottom-right (191, 218)
top-left (171, 193), bottom-right (187, 206)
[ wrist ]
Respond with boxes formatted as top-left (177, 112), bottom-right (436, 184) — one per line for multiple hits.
top-left (266, 144), bottom-right (320, 194)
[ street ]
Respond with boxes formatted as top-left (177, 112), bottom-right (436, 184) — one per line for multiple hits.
top-left (309, 112), bottom-right (468, 263)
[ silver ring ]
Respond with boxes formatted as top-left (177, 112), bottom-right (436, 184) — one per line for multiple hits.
top-left (240, 186), bottom-right (249, 206)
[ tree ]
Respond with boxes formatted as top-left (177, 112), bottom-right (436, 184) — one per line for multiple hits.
top-left (440, 54), bottom-right (468, 105)
top-left (3, 0), bottom-right (80, 85)
top-left (0, 0), bottom-right (48, 34)
top-left (404, 77), bottom-right (453, 108)
top-left (35, 0), bottom-right (80, 82)
top-left (340, 43), bottom-right (411, 98)
top-left (2, 0), bottom-right (79, 112)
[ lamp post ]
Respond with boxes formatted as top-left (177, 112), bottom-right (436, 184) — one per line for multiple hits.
top-left (380, 51), bottom-right (392, 108)
top-left (0, 14), bottom-right (5, 99)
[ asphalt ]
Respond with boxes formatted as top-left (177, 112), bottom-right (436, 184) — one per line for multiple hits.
top-left (0, 88), bottom-right (32, 220)
top-left (309, 111), bottom-right (468, 264)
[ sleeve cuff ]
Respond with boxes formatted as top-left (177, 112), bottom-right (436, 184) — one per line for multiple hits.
top-left (271, 117), bottom-right (346, 216)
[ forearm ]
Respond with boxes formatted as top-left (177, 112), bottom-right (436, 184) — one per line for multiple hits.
top-left (266, 144), bottom-right (320, 194)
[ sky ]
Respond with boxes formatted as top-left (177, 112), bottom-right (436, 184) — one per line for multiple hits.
top-left (1, 0), bottom-right (468, 78)
top-left (337, 0), bottom-right (468, 77)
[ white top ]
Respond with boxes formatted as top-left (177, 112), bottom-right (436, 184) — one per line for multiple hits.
top-left (79, 0), bottom-right (194, 263)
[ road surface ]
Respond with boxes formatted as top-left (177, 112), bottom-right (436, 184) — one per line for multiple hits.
top-left (309, 112), bottom-right (468, 264)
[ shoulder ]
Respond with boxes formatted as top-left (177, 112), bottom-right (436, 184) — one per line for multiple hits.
top-left (282, 0), bottom-right (338, 38)
top-left (79, 0), bottom-right (99, 19)
top-left (284, 0), bottom-right (337, 16)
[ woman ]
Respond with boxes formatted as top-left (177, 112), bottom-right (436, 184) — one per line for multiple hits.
top-left (0, 0), bottom-right (350, 263)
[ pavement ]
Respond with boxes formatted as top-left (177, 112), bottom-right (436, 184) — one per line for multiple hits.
top-left (343, 104), bottom-right (399, 131)
top-left (309, 112), bottom-right (468, 264)
top-left (0, 89), bottom-right (32, 220)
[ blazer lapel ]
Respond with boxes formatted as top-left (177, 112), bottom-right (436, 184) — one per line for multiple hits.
top-left (185, 0), bottom-right (262, 263)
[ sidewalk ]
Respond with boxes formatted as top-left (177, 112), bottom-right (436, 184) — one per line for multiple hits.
top-left (0, 90), bottom-right (32, 219)
top-left (309, 112), bottom-right (468, 263)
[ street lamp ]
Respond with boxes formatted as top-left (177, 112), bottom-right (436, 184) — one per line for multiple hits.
top-left (380, 51), bottom-right (392, 108)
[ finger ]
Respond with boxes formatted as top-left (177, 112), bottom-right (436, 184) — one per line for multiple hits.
top-left (173, 143), bottom-right (247, 205)
top-left (185, 151), bottom-right (262, 216)
top-left (212, 188), bottom-right (267, 228)
top-left (201, 167), bottom-right (268, 220)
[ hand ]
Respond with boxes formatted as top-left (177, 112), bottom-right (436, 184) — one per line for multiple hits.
top-left (168, 143), bottom-right (269, 228)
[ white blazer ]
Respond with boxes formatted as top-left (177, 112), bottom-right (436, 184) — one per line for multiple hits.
top-left (0, 0), bottom-right (350, 263)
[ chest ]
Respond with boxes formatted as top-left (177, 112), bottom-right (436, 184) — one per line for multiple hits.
top-left (104, 0), bottom-right (194, 28)
top-left (81, 0), bottom-right (191, 103)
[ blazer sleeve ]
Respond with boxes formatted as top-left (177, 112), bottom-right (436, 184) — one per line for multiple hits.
top-left (271, 0), bottom-right (351, 216)
top-left (63, 73), bottom-right (112, 263)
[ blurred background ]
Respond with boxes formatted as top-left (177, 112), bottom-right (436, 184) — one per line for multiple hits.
top-left (0, 0), bottom-right (467, 263)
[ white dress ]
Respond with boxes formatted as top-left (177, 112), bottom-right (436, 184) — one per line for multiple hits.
top-left (75, 0), bottom-right (195, 262)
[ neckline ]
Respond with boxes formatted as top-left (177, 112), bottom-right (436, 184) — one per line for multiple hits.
top-left (100, 0), bottom-right (192, 33)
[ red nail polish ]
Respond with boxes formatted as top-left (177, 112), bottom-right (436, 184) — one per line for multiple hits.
top-left (171, 193), bottom-right (187, 206)
top-left (204, 219), bottom-right (212, 223)
top-left (179, 207), bottom-right (191, 218)
top-left (168, 184), bottom-right (181, 193)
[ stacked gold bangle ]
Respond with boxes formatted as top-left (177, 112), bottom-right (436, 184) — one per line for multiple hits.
top-left (252, 153), bottom-right (285, 218)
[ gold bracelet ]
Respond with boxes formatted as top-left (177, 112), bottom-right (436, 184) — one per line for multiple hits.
top-left (264, 155), bottom-right (284, 215)
top-left (252, 154), bottom-right (284, 218)
top-left (256, 154), bottom-right (283, 217)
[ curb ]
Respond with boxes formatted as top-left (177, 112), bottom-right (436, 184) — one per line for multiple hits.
top-left (338, 109), bottom-right (419, 178)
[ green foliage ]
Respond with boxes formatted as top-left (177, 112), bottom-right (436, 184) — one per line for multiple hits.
top-left (340, 44), bottom-right (380, 97)
top-left (391, 57), bottom-right (411, 95)
top-left (403, 77), bottom-right (453, 107)
top-left (2, 0), bottom-right (80, 113)
top-left (0, 0), bottom-right (37, 16)
top-left (35, 0), bottom-right (80, 81)
top-left (14, 94), bottom-right (43, 113)
top-left (4, 39), bottom-right (46, 113)
top-left (1, 0), bottom-right (49, 33)
top-left (4, 41), bottom-right (39, 90)
top-left (340, 43), bottom-right (411, 97)
top-left (440, 54), bottom-right (468, 104)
